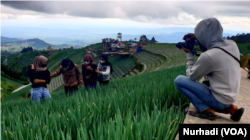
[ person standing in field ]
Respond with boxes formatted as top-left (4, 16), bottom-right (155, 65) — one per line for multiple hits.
top-left (96, 54), bottom-right (113, 86)
top-left (174, 18), bottom-right (244, 121)
top-left (50, 58), bottom-right (83, 95)
top-left (82, 54), bottom-right (98, 90)
top-left (29, 55), bottom-right (51, 102)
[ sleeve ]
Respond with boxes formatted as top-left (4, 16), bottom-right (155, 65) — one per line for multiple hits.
top-left (29, 69), bottom-right (35, 84)
top-left (45, 70), bottom-right (51, 84)
top-left (50, 66), bottom-right (62, 77)
top-left (186, 52), bottom-right (216, 81)
top-left (76, 65), bottom-right (83, 84)
top-left (97, 63), bottom-right (100, 69)
top-left (101, 66), bottom-right (110, 75)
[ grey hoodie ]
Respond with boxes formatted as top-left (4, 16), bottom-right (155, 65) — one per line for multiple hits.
top-left (186, 18), bottom-right (241, 105)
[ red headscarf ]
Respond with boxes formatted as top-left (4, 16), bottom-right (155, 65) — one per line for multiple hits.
top-left (82, 54), bottom-right (95, 67)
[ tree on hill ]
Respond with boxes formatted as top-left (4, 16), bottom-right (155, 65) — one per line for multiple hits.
top-left (247, 43), bottom-right (250, 50)
top-left (21, 47), bottom-right (33, 53)
top-left (227, 33), bottom-right (250, 43)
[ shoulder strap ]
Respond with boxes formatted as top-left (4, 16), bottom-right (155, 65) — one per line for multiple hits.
top-left (212, 47), bottom-right (240, 65)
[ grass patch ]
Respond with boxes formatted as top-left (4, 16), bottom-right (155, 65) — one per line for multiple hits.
top-left (2, 85), bottom-right (31, 102)
top-left (1, 76), bottom-right (23, 87)
top-left (237, 43), bottom-right (250, 55)
top-left (1, 82), bottom-right (19, 101)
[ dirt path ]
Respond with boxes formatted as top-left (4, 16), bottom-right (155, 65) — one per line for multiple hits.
top-left (175, 68), bottom-right (250, 139)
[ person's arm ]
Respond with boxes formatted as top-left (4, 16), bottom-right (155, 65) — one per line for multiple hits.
top-left (97, 63), bottom-right (100, 69)
top-left (186, 52), bottom-right (216, 81)
top-left (50, 66), bottom-right (62, 77)
top-left (34, 79), bottom-right (46, 84)
top-left (100, 66), bottom-right (110, 75)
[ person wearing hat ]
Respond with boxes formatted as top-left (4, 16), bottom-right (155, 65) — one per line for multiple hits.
top-left (50, 58), bottom-right (83, 95)
top-left (29, 55), bottom-right (51, 102)
top-left (82, 54), bottom-right (98, 90)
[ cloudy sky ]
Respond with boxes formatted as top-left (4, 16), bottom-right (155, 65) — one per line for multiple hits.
top-left (1, 0), bottom-right (250, 30)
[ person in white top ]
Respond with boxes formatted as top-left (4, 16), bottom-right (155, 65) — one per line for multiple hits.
top-left (96, 54), bottom-right (113, 86)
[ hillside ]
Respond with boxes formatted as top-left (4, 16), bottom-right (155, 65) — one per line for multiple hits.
top-left (1, 36), bottom-right (23, 43)
top-left (1, 36), bottom-right (76, 50)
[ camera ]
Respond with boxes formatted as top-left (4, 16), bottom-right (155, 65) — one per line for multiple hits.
top-left (176, 36), bottom-right (199, 56)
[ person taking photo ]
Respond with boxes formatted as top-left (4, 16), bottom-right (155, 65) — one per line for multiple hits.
top-left (174, 18), bottom-right (244, 121)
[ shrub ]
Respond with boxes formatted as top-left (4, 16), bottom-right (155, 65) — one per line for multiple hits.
top-left (247, 43), bottom-right (250, 50)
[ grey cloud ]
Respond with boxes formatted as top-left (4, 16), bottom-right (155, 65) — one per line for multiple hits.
top-left (1, 1), bottom-right (250, 21)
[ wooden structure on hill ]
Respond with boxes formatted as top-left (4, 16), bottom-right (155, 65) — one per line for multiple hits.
top-left (139, 35), bottom-right (158, 44)
top-left (150, 36), bottom-right (158, 43)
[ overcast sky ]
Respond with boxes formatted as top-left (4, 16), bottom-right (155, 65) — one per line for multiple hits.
top-left (1, 0), bottom-right (250, 32)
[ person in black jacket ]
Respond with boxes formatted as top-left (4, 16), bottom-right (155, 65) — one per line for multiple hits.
top-left (29, 55), bottom-right (51, 102)
top-left (82, 54), bottom-right (98, 90)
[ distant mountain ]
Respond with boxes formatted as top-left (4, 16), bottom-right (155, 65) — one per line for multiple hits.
top-left (1, 36), bottom-right (78, 49)
top-left (1, 36), bottom-right (23, 43)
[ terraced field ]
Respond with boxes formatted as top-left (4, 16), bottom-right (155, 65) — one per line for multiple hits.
top-left (133, 50), bottom-right (167, 73)
top-left (144, 44), bottom-right (189, 70)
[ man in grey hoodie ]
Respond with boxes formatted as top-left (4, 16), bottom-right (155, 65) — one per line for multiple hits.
top-left (174, 18), bottom-right (244, 121)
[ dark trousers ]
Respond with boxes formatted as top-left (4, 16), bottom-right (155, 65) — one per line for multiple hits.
top-left (64, 86), bottom-right (78, 95)
top-left (99, 80), bottom-right (109, 86)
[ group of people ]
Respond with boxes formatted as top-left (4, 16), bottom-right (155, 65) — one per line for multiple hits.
top-left (29, 54), bottom-right (113, 102)
top-left (29, 17), bottom-right (244, 122)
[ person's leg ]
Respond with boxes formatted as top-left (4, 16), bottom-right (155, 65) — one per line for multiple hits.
top-left (174, 75), bottom-right (231, 112)
top-left (73, 86), bottom-right (78, 93)
top-left (92, 80), bottom-right (97, 89)
top-left (84, 82), bottom-right (90, 91)
top-left (64, 86), bottom-right (69, 95)
top-left (99, 80), bottom-right (104, 86)
top-left (31, 88), bottom-right (42, 102)
top-left (41, 87), bottom-right (52, 100)
top-left (104, 80), bottom-right (109, 86)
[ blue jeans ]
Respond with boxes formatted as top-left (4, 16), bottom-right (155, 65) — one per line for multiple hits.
top-left (31, 87), bottom-right (51, 102)
top-left (174, 75), bottom-right (231, 112)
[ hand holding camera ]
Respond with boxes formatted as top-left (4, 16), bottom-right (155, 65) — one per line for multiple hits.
top-left (176, 33), bottom-right (200, 56)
